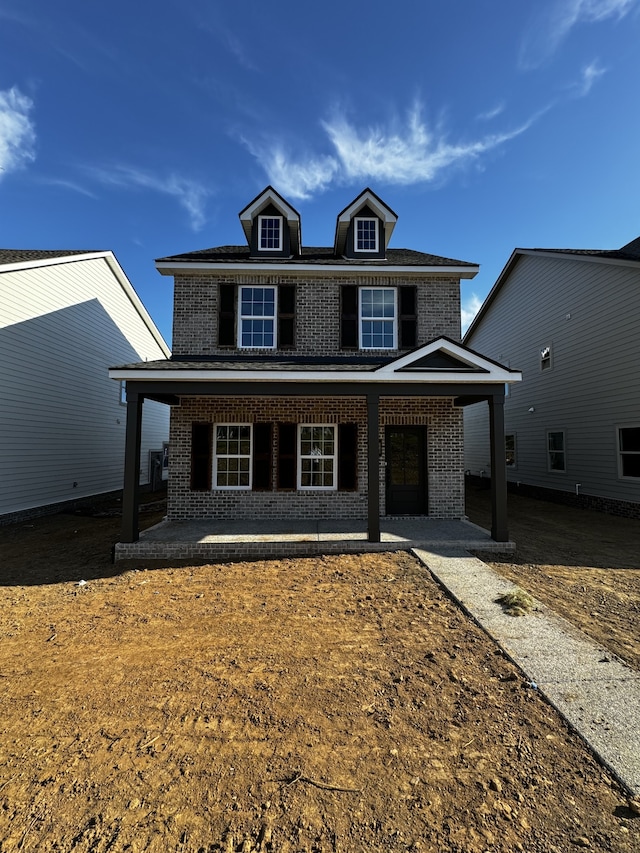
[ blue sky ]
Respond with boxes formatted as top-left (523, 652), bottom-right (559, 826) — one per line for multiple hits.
top-left (2, 0), bottom-right (639, 344)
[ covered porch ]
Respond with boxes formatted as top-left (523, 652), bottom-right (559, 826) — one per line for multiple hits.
top-left (111, 338), bottom-right (522, 561)
top-left (113, 514), bottom-right (513, 563)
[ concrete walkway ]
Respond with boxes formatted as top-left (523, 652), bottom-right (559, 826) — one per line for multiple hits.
top-left (413, 547), bottom-right (640, 798)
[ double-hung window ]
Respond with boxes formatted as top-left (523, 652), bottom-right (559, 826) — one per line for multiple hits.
top-left (298, 425), bottom-right (337, 490)
top-left (258, 215), bottom-right (283, 251)
top-left (618, 426), bottom-right (640, 478)
top-left (360, 287), bottom-right (396, 349)
top-left (355, 217), bottom-right (378, 252)
top-left (214, 424), bottom-right (252, 489)
top-left (239, 286), bottom-right (276, 349)
top-left (547, 430), bottom-right (566, 472)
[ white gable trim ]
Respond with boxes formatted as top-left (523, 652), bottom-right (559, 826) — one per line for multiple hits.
top-left (373, 338), bottom-right (520, 382)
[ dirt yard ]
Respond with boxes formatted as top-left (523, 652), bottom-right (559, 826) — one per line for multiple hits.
top-left (0, 492), bottom-right (639, 852)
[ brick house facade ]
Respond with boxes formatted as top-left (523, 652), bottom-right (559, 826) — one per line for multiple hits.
top-left (111, 187), bottom-right (520, 543)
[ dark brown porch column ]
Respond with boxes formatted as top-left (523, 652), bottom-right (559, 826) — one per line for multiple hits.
top-left (367, 392), bottom-right (380, 542)
top-left (121, 390), bottom-right (143, 543)
top-left (488, 393), bottom-right (508, 542)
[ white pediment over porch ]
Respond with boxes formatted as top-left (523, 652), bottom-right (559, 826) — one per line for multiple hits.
top-left (374, 337), bottom-right (521, 384)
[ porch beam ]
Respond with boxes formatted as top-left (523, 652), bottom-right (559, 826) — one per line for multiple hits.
top-left (121, 390), bottom-right (143, 543)
top-left (124, 379), bottom-right (508, 400)
top-left (488, 393), bottom-right (509, 542)
top-left (367, 392), bottom-right (381, 542)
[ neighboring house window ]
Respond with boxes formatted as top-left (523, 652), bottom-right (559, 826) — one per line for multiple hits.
top-left (505, 434), bottom-right (516, 468)
top-left (119, 380), bottom-right (127, 405)
top-left (618, 426), bottom-right (640, 478)
top-left (258, 215), bottom-right (283, 251)
top-left (547, 430), bottom-right (566, 472)
top-left (298, 425), bottom-right (337, 490)
top-left (355, 217), bottom-right (378, 252)
top-left (359, 287), bottom-right (397, 349)
top-left (239, 286), bottom-right (276, 349)
top-left (540, 345), bottom-right (552, 371)
top-left (214, 424), bottom-right (252, 489)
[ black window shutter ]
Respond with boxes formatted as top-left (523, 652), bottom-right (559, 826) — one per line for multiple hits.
top-left (253, 423), bottom-right (272, 490)
top-left (277, 423), bottom-right (297, 489)
top-left (191, 423), bottom-right (212, 490)
top-left (399, 285), bottom-right (417, 350)
top-left (341, 285), bottom-right (358, 349)
top-left (338, 423), bottom-right (358, 491)
top-left (278, 285), bottom-right (295, 349)
top-left (218, 284), bottom-right (236, 347)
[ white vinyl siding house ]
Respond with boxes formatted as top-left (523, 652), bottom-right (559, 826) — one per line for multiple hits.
top-left (0, 251), bottom-right (170, 519)
top-left (464, 243), bottom-right (640, 516)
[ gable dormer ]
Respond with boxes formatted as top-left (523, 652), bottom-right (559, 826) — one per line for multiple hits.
top-left (334, 189), bottom-right (398, 260)
top-left (239, 186), bottom-right (302, 258)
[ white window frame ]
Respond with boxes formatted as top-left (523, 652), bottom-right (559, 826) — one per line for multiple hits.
top-left (359, 287), bottom-right (397, 350)
top-left (354, 216), bottom-right (379, 253)
top-left (214, 423), bottom-right (253, 490)
top-left (617, 424), bottom-right (640, 479)
top-left (547, 430), bottom-right (566, 473)
top-left (297, 424), bottom-right (337, 491)
top-left (258, 215), bottom-right (283, 251)
top-left (238, 285), bottom-right (277, 350)
top-left (540, 344), bottom-right (552, 371)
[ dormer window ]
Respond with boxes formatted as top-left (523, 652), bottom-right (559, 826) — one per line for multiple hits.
top-left (258, 215), bottom-right (283, 251)
top-left (355, 217), bottom-right (379, 253)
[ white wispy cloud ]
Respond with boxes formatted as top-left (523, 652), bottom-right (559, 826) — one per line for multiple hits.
top-left (38, 177), bottom-right (98, 198)
top-left (241, 135), bottom-right (338, 199)
top-left (461, 293), bottom-right (484, 335)
top-left (477, 103), bottom-right (506, 122)
top-left (244, 103), bottom-right (540, 200)
top-left (87, 165), bottom-right (209, 230)
top-left (519, 0), bottom-right (637, 69)
top-left (575, 59), bottom-right (607, 95)
top-left (0, 86), bottom-right (36, 179)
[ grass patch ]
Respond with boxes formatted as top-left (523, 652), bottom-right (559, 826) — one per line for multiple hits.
top-left (496, 587), bottom-right (535, 616)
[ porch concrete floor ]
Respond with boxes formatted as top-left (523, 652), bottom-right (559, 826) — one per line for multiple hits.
top-left (114, 516), bottom-right (514, 561)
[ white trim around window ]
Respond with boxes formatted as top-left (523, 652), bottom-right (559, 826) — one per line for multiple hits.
top-left (214, 423), bottom-right (252, 489)
top-left (359, 286), bottom-right (397, 350)
top-left (547, 429), bottom-right (566, 473)
top-left (354, 216), bottom-right (379, 252)
top-left (238, 285), bottom-right (277, 349)
top-left (258, 215), bottom-right (283, 251)
top-left (617, 424), bottom-right (640, 479)
top-left (297, 424), bottom-right (337, 490)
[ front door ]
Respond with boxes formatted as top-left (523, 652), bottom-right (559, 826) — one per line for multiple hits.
top-left (385, 426), bottom-right (428, 515)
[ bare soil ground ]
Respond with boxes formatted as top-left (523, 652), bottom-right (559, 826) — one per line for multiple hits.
top-left (0, 492), bottom-right (639, 852)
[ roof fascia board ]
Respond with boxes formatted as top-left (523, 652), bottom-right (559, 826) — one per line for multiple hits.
top-left (103, 253), bottom-right (171, 357)
top-left (517, 248), bottom-right (640, 269)
top-left (109, 366), bottom-right (520, 384)
top-left (156, 260), bottom-right (479, 278)
top-left (0, 250), bottom-right (111, 274)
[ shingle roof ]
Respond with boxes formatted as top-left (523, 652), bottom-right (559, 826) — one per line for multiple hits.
top-left (156, 245), bottom-right (476, 267)
top-left (0, 249), bottom-right (104, 265)
top-left (112, 355), bottom-right (388, 372)
top-left (521, 241), bottom-right (640, 263)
